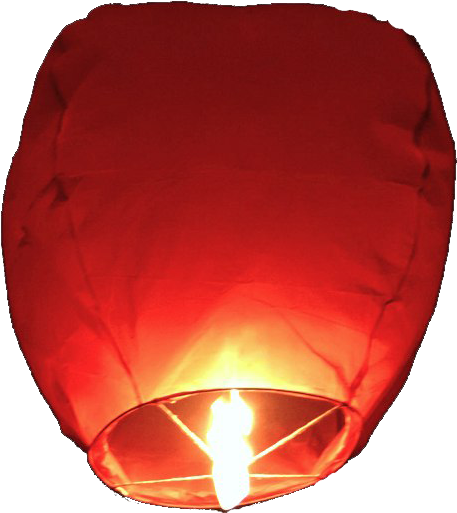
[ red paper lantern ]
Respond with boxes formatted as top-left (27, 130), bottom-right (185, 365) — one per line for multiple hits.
top-left (2, 3), bottom-right (455, 510)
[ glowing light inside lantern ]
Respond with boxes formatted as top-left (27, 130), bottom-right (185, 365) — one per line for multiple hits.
top-left (207, 389), bottom-right (254, 511)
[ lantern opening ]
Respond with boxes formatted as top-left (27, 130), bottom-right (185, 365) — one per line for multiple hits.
top-left (88, 389), bottom-right (361, 508)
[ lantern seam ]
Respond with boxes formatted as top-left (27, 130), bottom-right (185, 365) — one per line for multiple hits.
top-left (60, 185), bottom-right (143, 405)
top-left (275, 310), bottom-right (350, 392)
top-left (348, 69), bottom-right (434, 402)
top-left (49, 60), bottom-right (143, 406)
top-left (242, 293), bottom-right (370, 336)
top-left (238, 295), bottom-right (353, 394)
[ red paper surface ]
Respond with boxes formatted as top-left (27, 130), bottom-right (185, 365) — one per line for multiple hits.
top-left (3, 3), bottom-right (455, 507)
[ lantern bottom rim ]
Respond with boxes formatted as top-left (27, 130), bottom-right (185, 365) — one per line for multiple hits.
top-left (88, 388), bottom-right (362, 509)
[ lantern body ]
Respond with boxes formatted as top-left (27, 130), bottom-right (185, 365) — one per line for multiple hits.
top-left (2, 3), bottom-right (455, 508)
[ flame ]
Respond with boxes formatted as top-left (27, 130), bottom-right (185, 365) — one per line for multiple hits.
top-left (207, 389), bottom-right (254, 511)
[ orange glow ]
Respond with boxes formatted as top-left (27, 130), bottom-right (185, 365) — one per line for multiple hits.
top-left (207, 390), bottom-right (253, 511)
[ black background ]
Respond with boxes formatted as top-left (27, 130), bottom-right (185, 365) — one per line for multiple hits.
top-left (0, 1), bottom-right (457, 513)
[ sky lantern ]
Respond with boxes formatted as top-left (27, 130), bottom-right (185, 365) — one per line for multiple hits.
top-left (2, 3), bottom-right (455, 511)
